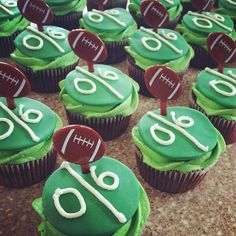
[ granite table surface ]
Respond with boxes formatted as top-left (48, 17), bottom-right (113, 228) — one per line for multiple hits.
top-left (0, 58), bottom-right (235, 236)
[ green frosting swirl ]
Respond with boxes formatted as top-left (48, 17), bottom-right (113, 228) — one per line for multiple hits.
top-left (59, 65), bottom-right (139, 118)
top-left (45, 0), bottom-right (86, 15)
top-left (80, 8), bottom-right (137, 42)
top-left (177, 11), bottom-right (236, 49)
top-left (215, 0), bottom-right (236, 20)
top-left (132, 107), bottom-right (226, 172)
top-left (128, 0), bottom-right (183, 22)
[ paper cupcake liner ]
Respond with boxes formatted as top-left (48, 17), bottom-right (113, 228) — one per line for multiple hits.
top-left (130, 11), bottom-right (180, 29)
top-left (135, 148), bottom-right (208, 193)
top-left (0, 148), bottom-right (57, 188)
top-left (103, 39), bottom-right (128, 64)
top-left (190, 44), bottom-right (217, 69)
top-left (16, 62), bottom-right (78, 93)
top-left (65, 110), bottom-right (131, 141)
top-left (87, 0), bottom-right (127, 11)
top-left (190, 93), bottom-right (236, 145)
top-left (48, 12), bottom-right (82, 30)
top-left (127, 55), bottom-right (185, 97)
top-left (0, 31), bottom-right (20, 57)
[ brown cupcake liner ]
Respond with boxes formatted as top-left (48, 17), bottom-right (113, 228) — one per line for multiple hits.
top-left (16, 62), bottom-right (78, 93)
top-left (135, 148), bottom-right (208, 193)
top-left (190, 92), bottom-right (236, 145)
top-left (65, 110), bottom-right (131, 141)
top-left (127, 55), bottom-right (186, 97)
top-left (190, 44), bottom-right (217, 69)
top-left (0, 31), bottom-right (20, 57)
top-left (0, 148), bottom-right (57, 188)
top-left (130, 11), bottom-right (180, 29)
top-left (103, 39), bottom-right (128, 64)
top-left (47, 12), bottom-right (83, 31)
top-left (87, 0), bottom-right (127, 11)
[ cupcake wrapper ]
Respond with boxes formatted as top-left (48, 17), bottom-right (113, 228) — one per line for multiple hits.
top-left (130, 11), bottom-right (180, 29)
top-left (190, 93), bottom-right (236, 145)
top-left (66, 110), bottom-right (131, 141)
top-left (87, 0), bottom-right (127, 11)
top-left (0, 31), bottom-right (20, 57)
top-left (0, 148), bottom-right (57, 188)
top-left (16, 62), bottom-right (78, 93)
top-left (190, 44), bottom-right (217, 69)
top-left (103, 39), bottom-right (128, 64)
top-left (47, 12), bottom-right (82, 30)
top-left (127, 55), bottom-right (185, 97)
top-left (135, 148), bottom-right (208, 193)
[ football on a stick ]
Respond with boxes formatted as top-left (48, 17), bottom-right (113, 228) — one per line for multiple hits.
top-left (191, 0), bottom-right (215, 12)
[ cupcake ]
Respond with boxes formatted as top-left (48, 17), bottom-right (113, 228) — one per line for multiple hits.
top-left (132, 106), bottom-right (226, 193)
top-left (59, 64), bottom-right (139, 141)
top-left (177, 11), bottom-right (236, 69)
top-left (80, 8), bottom-right (137, 64)
top-left (44, 0), bottom-right (86, 30)
top-left (11, 25), bottom-right (78, 93)
top-left (190, 67), bottom-right (236, 145)
top-left (125, 27), bottom-right (194, 96)
top-left (0, 0), bottom-right (29, 57)
top-left (0, 63), bottom-right (63, 188)
top-left (128, 0), bottom-right (183, 29)
top-left (32, 125), bottom-right (150, 236)
top-left (87, 0), bottom-right (128, 11)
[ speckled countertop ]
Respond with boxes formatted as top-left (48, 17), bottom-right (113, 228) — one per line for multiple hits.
top-left (0, 59), bottom-right (235, 236)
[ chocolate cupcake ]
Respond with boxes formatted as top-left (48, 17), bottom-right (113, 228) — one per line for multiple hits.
top-left (87, 0), bottom-right (128, 11)
top-left (0, 0), bottom-right (29, 57)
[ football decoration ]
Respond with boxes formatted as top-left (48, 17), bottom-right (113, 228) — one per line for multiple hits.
top-left (141, 0), bottom-right (170, 32)
top-left (191, 0), bottom-right (215, 13)
top-left (68, 29), bottom-right (108, 72)
top-left (17, 0), bottom-right (53, 32)
top-left (207, 32), bottom-right (236, 73)
top-left (92, 0), bottom-right (112, 10)
top-left (0, 62), bottom-right (30, 109)
top-left (53, 125), bottom-right (106, 173)
top-left (145, 66), bottom-right (182, 115)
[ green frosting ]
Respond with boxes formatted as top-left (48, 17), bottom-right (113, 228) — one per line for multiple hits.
top-left (216, 0), bottom-right (236, 20)
top-left (192, 68), bottom-right (236, 120)
top-left (0, 97), bottom-right (63, 164)
top-left (59, 65), bottom-right (139, 118)
top-left (177, 11), bottom-right (236, 49)
top-left (80, 8), bottom-right (137, 42)
top-left (125, 28), bottom-right (194, 72)
top-left (0, 1), bottom-right (29, 37)
top-left (128, 0), bottom-right (183, 22)
top-left (45, 0), bottom-right (86, 15)
top-left (33, 157), bottom-right (149, 236)
top-left (132, 107), bottom-right (226, 172)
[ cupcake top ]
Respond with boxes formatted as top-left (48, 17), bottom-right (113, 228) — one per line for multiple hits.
top-left (80, 8), bottom-right (137, 41)
top-left (45, 0), bottom-right (86, 16)
top-left (11, 25), bottom-right (78, 71)
top-left (59, 64), bottom-right (139, 118)
top-left (33, 157), bottom-right (150, 236)
top-left (132, 106), bottom-right (225, 172)
top-left (192, 67), bottom-right (236, 120)
top-left (0, 97), bottom-right (62, 165)
top-left (177, 11), bottom-right (236, 49)
top-left (0, 0), bottom-right (29, 37)
top-left (216, 0), bottom-right (236, 20)
top-left (128, 0), bottom-right (183, 22)
top-left (125, 27), bottom-right (194, 72)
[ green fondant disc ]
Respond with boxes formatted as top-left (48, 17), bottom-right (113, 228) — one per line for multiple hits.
top-left (138, 107), bottom-right (218, 161)
top-left (65, 65), bottom-right (133, 107)
top-left (182, 12), bottom-right (234, 35)
top-left (45, 0), bottom-right (75, 5)
top-left (14, 26), bottom-right (71, 59)
top-left (134, 0), bottom-right (181, 8)
top-left (0, 97), bottom-right (57, 151)
top-left (129, 28), bottom-right (189, 61)
top-left (219, 0), bottom-right (236, 11)
top-left (83, 8), bottom-right (133, 33)
top-left (196, 68), bottom-right (236, 109)
top-left (42, 157), bottom-right (140, 236)
top-left (0, 0), bottom-right (20, 20)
